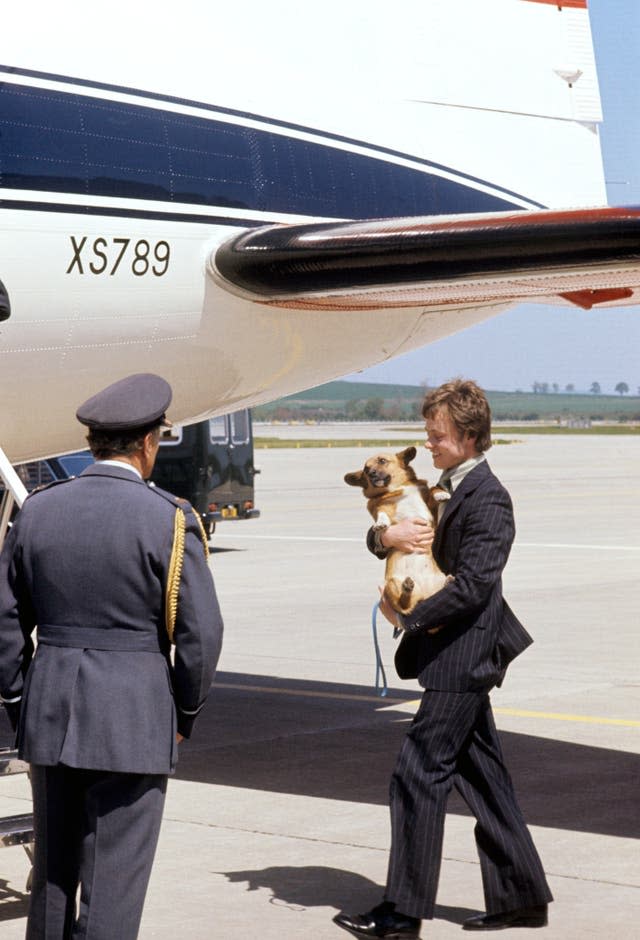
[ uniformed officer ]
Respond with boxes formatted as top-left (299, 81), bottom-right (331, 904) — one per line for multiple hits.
top-left (0, 373), bottom-right (224, 940)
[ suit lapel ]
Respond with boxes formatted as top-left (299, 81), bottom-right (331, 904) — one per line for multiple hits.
top-left (433, 460), bottom-right (491, 554)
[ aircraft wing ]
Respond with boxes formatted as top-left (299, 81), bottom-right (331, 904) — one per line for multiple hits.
top-left (213, 206), bottom-right (640, 312)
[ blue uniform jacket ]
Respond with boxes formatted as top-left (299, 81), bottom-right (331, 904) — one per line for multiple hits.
top-left (0, 463), bottom-right (223, 774)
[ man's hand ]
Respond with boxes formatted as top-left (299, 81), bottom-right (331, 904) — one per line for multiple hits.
top-left (381, 517), bottom-right (435, 554)
top-left (176, 733), bottom-right (184, 744)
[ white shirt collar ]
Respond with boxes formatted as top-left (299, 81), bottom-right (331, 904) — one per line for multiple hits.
top-left (439, 453), bottom-right (485, 493)
top-left (97, 459), bottom-right (143, 480)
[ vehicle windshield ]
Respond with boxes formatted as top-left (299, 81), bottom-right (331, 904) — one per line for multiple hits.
top-left (57, 452), bottom-right (94, 476)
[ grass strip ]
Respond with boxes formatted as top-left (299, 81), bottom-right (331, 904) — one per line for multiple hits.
top-left (254, 438), bottom-right (518, 449)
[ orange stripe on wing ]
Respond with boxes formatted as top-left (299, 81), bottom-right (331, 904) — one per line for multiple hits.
top-left (521, 1), bottom-right (587, 8)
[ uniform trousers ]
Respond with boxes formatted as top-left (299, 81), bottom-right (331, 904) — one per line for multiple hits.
top-left (27, 764), bottom-right (167, 940)
top-left (385, 690), bottom-right (552, 920)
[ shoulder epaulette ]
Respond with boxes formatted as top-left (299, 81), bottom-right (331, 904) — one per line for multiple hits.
top-left (146, 481), bottom-right (184, 507)
top-left (146, 483), bottom-right (208, 555)
top-left (25, 477), bottom-right (76, 499)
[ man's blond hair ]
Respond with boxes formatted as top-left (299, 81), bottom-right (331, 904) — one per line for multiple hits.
top-left (422, 378), bottom-right (492, 452)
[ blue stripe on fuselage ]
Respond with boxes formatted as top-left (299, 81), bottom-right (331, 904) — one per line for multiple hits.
top-left (0, 77), bottom-right (541, 220)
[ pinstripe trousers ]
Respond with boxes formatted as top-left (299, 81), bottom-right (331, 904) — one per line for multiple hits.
top-left (385, 690), bottom-right (553, 920)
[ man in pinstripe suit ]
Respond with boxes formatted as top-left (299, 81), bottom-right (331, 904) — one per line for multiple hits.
top-left (334, 380), bottom-right (552, 937)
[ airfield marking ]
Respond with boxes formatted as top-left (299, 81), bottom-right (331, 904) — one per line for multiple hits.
top-left (213, 533), bottom-right (640, 551)
top-left (492, 708), bottom-right (640, 727)
top-left (214, 682), bottom-right (639, 728)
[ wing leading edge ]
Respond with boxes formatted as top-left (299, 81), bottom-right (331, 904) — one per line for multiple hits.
top-left (212, 207), bottom-right (640, 311)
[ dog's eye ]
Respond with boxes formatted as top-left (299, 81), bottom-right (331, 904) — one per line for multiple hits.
top-left (378, 458), bottom-right (387, 465)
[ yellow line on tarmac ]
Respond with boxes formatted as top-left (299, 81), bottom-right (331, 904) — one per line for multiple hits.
top-left (217, 683), bottom-right (638, 727)
top-left (379, 701), bottom-right (639, 728)
top-left (493, 707), bottom-right (640, 728)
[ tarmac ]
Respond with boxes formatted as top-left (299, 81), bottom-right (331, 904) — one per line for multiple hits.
top-left (0, 425), bottom-right (638, 938)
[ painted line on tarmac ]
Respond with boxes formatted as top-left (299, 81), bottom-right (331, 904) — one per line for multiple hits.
top-left (215, 683), bottom-right (639, 727)
top-left (493, 707), bottom-right (640, 727)
top-left (388, 702), bottom-right (640, 728)
top-left (214, 533), bottom-right (640, 551)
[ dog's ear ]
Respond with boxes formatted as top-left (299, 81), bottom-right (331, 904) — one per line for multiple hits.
top-left (397, 446), bottom-right (417, 466)
top-left (344, 470), bottom-right (366, 488)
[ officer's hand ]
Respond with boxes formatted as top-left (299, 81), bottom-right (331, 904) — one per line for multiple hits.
top-left (381, 517), bottom-right (434, 554)
top-left (176, 733), bottom-right (184, 744)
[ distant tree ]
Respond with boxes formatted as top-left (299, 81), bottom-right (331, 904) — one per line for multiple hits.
top-left (590, 381), bottom-right (601, 395)
top-left (532, 382), bottom-right (540, 394)
top-left (552, 383), bottom-right (559, 393)
top-left (540, 382), bottom-right (549, 394)
top-left (363, 397), bottom-right (384, 419)
top-left (384, 401), bottom-right (403, 420)
top-left (615, 382), bottom-right (629, 396)
top-left (565, 383), bottom-right (574, 393)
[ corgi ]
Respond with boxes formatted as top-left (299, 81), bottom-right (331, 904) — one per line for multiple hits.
top-left (345, 446), bottom-right (450, 614)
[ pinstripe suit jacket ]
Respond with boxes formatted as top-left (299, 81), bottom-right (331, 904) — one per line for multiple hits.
top-left (0, 463), bottom-right (223, 774)
top-left (370, 460), bottom-right (532, 691)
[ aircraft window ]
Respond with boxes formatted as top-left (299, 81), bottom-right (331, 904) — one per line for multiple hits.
top-left (0, 83), bottom-right (523, 218)
top-left (209, 416), bottom-right (229, 443)
top-left (159, 426), bottom-right (183, 446)
top-left (230, 410), bottom-right (250, 445)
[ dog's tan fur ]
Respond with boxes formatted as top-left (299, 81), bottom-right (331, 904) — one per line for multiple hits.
top-left (345, 446), bottom-right (450, 614)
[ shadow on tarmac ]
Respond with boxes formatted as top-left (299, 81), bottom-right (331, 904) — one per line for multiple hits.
top-left (177, 672), bottom-right (640, 841)
top-left (0, 878), bottom-right (30, 924)
top-left (218, 865), bottom-right (475, 924)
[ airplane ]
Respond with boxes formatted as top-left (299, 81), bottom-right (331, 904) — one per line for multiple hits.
top-left (1, 0), bottom-right (640, 527)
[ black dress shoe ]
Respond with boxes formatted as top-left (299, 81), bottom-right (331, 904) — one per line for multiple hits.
top-left (463, 904), bottom-right (548, 930)
top-left (333, 900), bottom-right (421, 938)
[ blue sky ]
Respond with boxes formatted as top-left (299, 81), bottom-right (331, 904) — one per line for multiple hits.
top-left (347, 0), bottom-right (640, 394)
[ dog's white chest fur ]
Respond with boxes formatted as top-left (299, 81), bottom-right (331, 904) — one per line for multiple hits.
top-left (373, 484), bottom-right (448, 614)
top-left (374, 485), bottom-right (433, 529)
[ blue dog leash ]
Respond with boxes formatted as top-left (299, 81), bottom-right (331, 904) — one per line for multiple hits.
top-left (371, 601), bottom-right (402, 697)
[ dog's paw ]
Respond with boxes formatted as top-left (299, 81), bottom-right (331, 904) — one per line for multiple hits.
top-left (444, 574), bottom-right (455, 585)
top-left (397, 576), bottom-right (415, 611)
top-left (372, 511), bottom-right (391, 530)
top-left (433, 488), bottom-right (451, 502)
